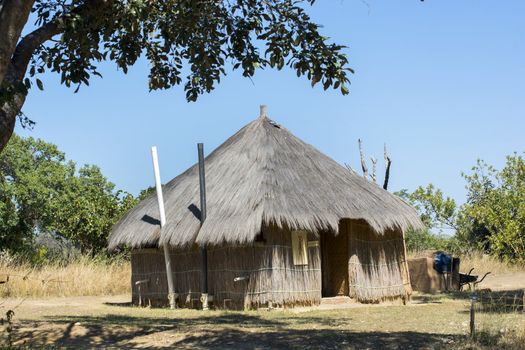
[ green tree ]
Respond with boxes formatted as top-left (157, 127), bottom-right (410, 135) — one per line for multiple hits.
top-left (0, 0), bottom-right (353, 152)
top-left (462, 155), bottom-right (525, 262)
top-left (47, 165), bottom-right (137, 254)
top-left (401, 184), bottom-right (458, 232)
top-left (395, 187), bottom-right (460, 254)
top-left (399, 154), bottom-right (525, 262)
top-left (0, 134), bottom-right (136, 254)
top-left (137, 186), bottom-right (155, 201)
top-left (0, 134), bottom-right (73, 251)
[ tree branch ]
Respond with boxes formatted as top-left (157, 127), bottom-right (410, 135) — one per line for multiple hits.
top-left (344, 163), bottom-right (357, 175)
top-left (358, 139), bottom-right (368, 179)
top-left (1, 0), bottom-right (114, 153)
top-left (383, 143), bottom-right (391, 190)
top-left (370, 156), bottom-right (377, 183)
top-left (1, 20), bottom-right (63, 153)
top-left (7, 21), bottom-right (63, 82)
top-left (6, 0), bottom-right (114, 84)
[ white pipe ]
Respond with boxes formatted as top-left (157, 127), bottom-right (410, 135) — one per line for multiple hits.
top-left (151, 147), bottom-right (166, 227)
top-left (151, 146), bottom-right (176, 309)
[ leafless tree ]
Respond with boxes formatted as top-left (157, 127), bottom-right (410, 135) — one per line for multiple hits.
top-left (353, 139), bottom-right (392, 190)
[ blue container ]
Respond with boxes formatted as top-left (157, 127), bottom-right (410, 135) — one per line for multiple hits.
top-left (434, 252), bottom-right (452, 274)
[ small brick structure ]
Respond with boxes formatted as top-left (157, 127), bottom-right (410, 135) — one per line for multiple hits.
top-left (408, 254), bottom-right (460, 293)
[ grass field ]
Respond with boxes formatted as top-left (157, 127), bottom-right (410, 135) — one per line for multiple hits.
top-left (1, 254), bottom-right (524, 349)
top-left (1, 292), bottom-right (524, 349)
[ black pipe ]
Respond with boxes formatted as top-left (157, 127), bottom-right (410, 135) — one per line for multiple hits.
top-left (198, 143), bottom-right (208, 294)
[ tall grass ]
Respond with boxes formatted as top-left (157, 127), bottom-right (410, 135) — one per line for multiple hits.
top-left (408, 250), bottom-right (525, 275)
top-left (0, 252), bottom-right (130, 298)
top-left (459, 252), bottom-right (524, 275)
top-left (454, 317), bottom-right (525, 350)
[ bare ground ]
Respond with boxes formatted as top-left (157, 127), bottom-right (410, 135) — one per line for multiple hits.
top-left (1, 272), bottom-right (524, 349)
top-left (0, 295), bottom-right (491, 349)
top-left (478, 271), bottom-right (525, 291)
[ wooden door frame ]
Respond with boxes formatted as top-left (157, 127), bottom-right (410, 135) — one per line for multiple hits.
top-left (320, 227), bottom-right (349, 297)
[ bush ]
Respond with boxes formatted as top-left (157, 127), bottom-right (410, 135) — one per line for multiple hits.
top-left (405, 229), bottom-right (463, 255)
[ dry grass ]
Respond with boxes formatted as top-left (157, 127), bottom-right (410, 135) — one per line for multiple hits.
top-left (452, 318), bottom-right (525, 350)
top-left (0, 254), bottom-right (130, 298)
top-left (459, 252), bottom-right (525, 275)
top-left (465, 290), bottom-right (525, 350)
top-left (2, 293), bottom-right (524, 349)
top-left (409, 250), bottom-right (525, 275)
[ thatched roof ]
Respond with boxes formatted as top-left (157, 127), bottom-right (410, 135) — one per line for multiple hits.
top-left (108, 109), bottom-right (423, 250)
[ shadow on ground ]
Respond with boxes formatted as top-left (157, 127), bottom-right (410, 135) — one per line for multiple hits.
top-left (103, 301), bottom-right (133, 307)
top-left (11, 313), bottom-right (460, 349)
top-left (449, 289), bottom-right (524, 314)
top-left (411, 293), bottom-right (448, 304)
top-left (172, 328), bottom-right (458, 350)
top-left (412, 289), bottom-right (524, 314)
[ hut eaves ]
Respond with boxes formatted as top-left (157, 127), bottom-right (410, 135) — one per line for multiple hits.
top-left (108, 114), bottom-right (424, 250)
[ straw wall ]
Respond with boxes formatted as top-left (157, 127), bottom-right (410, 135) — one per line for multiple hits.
top-left (345, 219), bottom-right (411, 302)
top-left (131, 247), bottom-right (201, 307)
top-left (130, 224), bottom-right (321, 309)
top-left (266, 224), bottom-right (321, 308)
top-left (130, 220), bottom-right (410, 307)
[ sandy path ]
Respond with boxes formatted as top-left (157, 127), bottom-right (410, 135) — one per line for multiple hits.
top-left (479, 271), bottom-right (525, 291)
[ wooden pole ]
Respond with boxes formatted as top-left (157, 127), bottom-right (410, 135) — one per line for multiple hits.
top-left (198, 143), bottom-right (209, 310)
top-left (151, 146), bottom-right (176, 310)
top-left (470, 295), bottom-right (476, 338)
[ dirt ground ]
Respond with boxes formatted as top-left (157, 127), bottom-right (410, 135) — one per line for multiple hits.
top-left (479, 271), bottom-right (525, 291)
top-left (1, 272), bottom-right (523, 349)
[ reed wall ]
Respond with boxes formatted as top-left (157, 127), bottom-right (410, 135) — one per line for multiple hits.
top-left (130, 224), bottom-right (321, 309)
top-left (345, 219), bottom-right (411, 302)
top-left (130, 220), bottom-right (410, 308)
top-left (131, 247), bottom-right (201, 307)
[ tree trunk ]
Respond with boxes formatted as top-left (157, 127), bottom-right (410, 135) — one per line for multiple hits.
top-left (0, 16), bottom-right (63, 152)
top-left (0, 0), bottom-right (109, 153)
top-left (0, 93), bottom-right (25, 152)
top-left (0, 0), bottom-right (36, 152)
top-left (0, 0), bottom-right (35, 84)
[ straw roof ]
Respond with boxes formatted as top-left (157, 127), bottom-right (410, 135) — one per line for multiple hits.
top-left (108, 109), bottom-right (424, 250)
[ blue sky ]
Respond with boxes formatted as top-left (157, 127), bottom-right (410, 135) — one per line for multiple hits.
top-left (16, 0), bottom-right (525, 204)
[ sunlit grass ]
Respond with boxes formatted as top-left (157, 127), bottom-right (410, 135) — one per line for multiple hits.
top-left (0, 253), bottom-right (130, 298)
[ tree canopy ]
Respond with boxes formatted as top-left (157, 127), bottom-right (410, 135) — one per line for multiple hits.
top-left (0, 0), bottom-right (352, 152)
top-left (0, 134), bottom-right (136, 255)
top-left (400, 154), bottom-right (525, 263)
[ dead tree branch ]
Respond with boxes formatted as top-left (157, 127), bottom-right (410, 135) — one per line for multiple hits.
top-left (370, 157), bottom-right (377, 183)
top-left (358, 139), bottom-right (368, 179)
top-left (383, 143), bottom-right (392, 190)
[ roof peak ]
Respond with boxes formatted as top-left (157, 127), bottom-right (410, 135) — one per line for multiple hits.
top-left (259, 105), bottom-right (268, 119)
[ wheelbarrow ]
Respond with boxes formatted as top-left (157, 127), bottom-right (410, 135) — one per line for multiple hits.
top-left (459, 268), bottom-right (491, 291)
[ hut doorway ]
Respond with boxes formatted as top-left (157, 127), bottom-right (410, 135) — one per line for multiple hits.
top-left (321, 230), bottom-right (349, 297)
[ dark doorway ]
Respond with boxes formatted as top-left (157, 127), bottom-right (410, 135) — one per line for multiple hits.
top-left (321, 229), bottom-right (349, 297)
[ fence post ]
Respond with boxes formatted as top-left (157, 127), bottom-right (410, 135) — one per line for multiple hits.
top-left (470, 294), bottom-right (477, 339)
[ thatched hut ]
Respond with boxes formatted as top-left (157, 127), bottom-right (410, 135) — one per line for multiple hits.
top-left (108, 107), bottom-right (423, 309)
